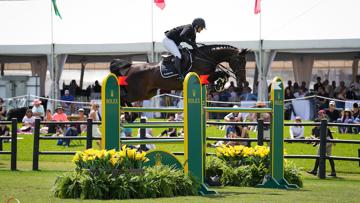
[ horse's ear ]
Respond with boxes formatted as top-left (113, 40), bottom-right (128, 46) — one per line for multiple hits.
top-left (239, 48), bottom-right (250, 55)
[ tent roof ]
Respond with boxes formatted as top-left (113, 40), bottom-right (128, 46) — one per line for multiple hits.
top-left (0, 0), bottom-right (359, 56)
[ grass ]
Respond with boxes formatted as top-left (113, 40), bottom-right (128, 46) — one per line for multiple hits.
top-left (0, 170), bottom-right (360, 203)
top-left (0, 119), bottom-right (360, 202)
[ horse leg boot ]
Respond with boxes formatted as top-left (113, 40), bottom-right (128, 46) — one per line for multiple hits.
top-left (175, 56), bottom-right (184, 80)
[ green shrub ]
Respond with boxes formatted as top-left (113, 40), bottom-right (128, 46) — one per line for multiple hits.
top-left (53, 165), bottom-right (199, 200)
top-left (284, 161), bottom-right (303, 187)
top-left (206, 156), bottom-right (302, 187)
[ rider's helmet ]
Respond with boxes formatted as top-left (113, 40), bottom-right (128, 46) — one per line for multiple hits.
top-left (192, 18), bottom-right (206, 29)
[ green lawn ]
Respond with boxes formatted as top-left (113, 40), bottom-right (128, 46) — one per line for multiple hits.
top-left (0, 120), bottom-right (360, 202)
top-left (0, 170), bottom-right (360, 203)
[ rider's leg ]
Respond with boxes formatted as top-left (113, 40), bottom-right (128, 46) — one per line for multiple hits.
top-left (162, 37), bottom-right (183, 79)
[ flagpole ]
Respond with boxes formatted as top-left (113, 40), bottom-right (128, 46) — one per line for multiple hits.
top-left (50, 0), bottom-right (56, 111)
top-left (258, 1), bottom-right (264, 102)
top-left (151, 0), bottom-right (155, 62)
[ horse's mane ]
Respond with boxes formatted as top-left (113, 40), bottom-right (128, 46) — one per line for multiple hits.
top-left (198, 44), bottom-right (239, 53)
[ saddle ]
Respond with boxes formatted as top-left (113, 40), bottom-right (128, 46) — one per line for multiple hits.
top-left (160, 48), bottom-right (193, 78)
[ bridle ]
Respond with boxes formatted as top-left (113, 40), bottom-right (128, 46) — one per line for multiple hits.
top-left (194, 46), bottom-right (240, 79)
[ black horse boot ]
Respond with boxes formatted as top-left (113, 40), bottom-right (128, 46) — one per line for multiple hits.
top-left (174, 56), bottom-right (184, 80)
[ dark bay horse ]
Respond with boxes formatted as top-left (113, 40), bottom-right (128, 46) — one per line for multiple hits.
top-left (111, 44), bottom-right (248, 103)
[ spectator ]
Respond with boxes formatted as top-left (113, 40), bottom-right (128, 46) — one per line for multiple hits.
top-left (89, 102), bottom-right (102, 139)
top-left (69, 80), bottom-right (79, 97)
top-left (92, 80), bottom-right (101, 93)
top-left (300, 81), bottom-right (308, 93)
top-left (160, 114), bottom-right (177, 137)
top-left (0, 118), bottom-right (10, 142)
top-left (350, 75), bottom-right (360, 98)
top-left (326, 101), bottom-right (340, 122)
top-left (293, 82), bottom-right (300, 93)
top-left (21, 109), bottom-right (35, 132)
top-left (224, 105), bottom-right (243, 122)
top-left (61, 89), bottom-right (75, 115)
top-left (317, 86), bottom-right (329, 109)
top-left (317, 109), bottom-right (328, 120)
top-left (307, 119), bottom-right (336, 177)
top-left (285, 80), bottom-right (293, 95)
top-left (43, 109), bottom-right (56, 134)
top-left (0, 98), bottom-right (6, 120)
top-left (61, 124), bottom-right (78, 147)
top-left (76, 108), bottom-right (87, 134)
top-left (346, 85), bottom-right (357, 100)
top-left (285, 88), bottom-right (294, 100)
top-left (338, 109), bottom-right (353, 134)
top-left (120, 114), bottom-right (132, 138)
top-left (334, 81), bottom-right (347, 96)
top-left (31, 99), bottom-right (44, 119)
top-left (313, 77), bottom-right (322, 91)
top-left (290, 116), bottom-right (304, 139)
top-left (294, 88), bottom-right (306, 98)
top-left (137, 116), bottom-right (155, 151)
top-left (226, 115), bottom-right (249, 147)
top-left (52, 106), bottom-right (68, 135)
top-left (242, 81), bottom-right (252, 94)
top-left (352, 103), bottom-right (359, 119)
top-left (336, 89), bottom-right (347, 109)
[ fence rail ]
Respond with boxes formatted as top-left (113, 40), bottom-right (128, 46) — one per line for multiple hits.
top-left (1, 118), bottom-right (360, 175)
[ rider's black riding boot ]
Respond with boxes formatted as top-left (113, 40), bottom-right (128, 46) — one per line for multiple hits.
top-left (174, 56), bottom-right (184, 80)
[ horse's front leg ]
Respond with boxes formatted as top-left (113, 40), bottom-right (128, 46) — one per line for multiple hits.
top-left (121, 100), bottom-right (139, 123)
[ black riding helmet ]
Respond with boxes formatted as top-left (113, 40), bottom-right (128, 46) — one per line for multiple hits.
top-left (192, 18), bottom-right (206, 29)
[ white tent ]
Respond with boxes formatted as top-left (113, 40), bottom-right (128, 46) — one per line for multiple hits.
top-left (0, 0), bottom-right (360, 102)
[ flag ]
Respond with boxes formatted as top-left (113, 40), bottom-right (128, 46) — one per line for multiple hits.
top-left (52, 0), bottom-right (62, 19)
top-left (154, 0), bottom-right (166, 10)
top-left (254, 0), bottom-right (261, 14)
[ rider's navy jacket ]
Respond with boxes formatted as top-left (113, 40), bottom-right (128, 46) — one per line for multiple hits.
top-left (165, 24), bottom-right (196, 48)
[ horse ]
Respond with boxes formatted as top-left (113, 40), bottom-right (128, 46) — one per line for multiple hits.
top-left (111, 44), bottom-right (248, 103)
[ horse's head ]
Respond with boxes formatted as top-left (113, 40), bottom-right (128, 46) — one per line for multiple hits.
top-left (196, 45), bottom-right (249, 87)
top-left (228, 48), bottom-right (249, 86)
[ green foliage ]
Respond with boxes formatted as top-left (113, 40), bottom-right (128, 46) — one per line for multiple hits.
top-left (206, 156), bottom-right (302, 187)
top-left (284, 161), bottom-right (303, 187)
top-left (53, 165), bottom-right (198, 200)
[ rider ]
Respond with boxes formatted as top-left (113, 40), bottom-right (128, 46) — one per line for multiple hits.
top-left (163, 18), bottom-right (206, 79)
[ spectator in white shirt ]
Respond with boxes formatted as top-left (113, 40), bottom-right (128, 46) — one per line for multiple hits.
top-left (31, 99), bottom-right (45, 119)
top-left (290, 116), bottom-right (304, 139)
top-left (21, 109), bottom-right (36, 132)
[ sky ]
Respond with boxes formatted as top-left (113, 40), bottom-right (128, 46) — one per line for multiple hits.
top-left (0, 0), bottom-right (359, 45)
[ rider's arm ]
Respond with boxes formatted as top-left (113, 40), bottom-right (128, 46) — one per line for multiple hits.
top-left (179, 25), bottom-right (197, 48)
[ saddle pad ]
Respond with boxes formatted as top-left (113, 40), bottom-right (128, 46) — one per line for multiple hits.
top-left (160, 61), bottom-right (178, 78)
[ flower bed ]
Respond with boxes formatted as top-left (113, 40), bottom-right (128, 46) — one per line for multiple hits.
top-left (206, 145), bottom-right (303, 187)
top-left (53, 147), bottom-right (199, 200)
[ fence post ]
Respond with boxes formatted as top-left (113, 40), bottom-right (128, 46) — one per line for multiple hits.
top-left (318, 119), bottom-right (328, 179)
top-left (32, 118), bottom-right (41, 171)
top-left (358, 148), bottom-right (360, 167)
top-left (0, 134), bottom-right (3, 151)
top-left (86, 118), bottom-right (93, 149)
top-left (11, 118), bottom-right (17, 171)
top-left (257, 119), bottom-right (264, 146)
top-left (140, 118), bottom-right (147, 151)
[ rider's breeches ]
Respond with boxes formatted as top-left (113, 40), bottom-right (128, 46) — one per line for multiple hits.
top-left (162, 36), bottom-right (182, 59)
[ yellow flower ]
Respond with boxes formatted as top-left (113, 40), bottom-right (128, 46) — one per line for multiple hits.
top-left (110, 157), bottom-right (118, 166)
top-left (127, 149), bottom-right (137, 159)
top-left (135, 153), bottom-right (143, 161)
top-left (118, 151), bottom-right (126, 158)
top-left (72, 152), bottom-right (81, 163)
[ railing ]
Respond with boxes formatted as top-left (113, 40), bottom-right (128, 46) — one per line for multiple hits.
top-left (32, 118), bottom-right (101, 170)
top-left (0, 118), bottom-right (18, 170)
